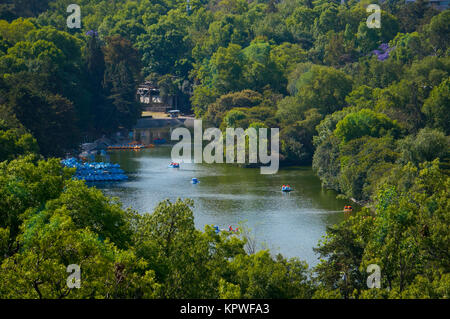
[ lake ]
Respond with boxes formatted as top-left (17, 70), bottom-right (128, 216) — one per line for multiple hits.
top-left (100, 146), bottom-right (352, 266)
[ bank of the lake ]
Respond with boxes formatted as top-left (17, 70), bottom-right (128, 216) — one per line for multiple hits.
top-left (99, 146), bottom-right (357, 266)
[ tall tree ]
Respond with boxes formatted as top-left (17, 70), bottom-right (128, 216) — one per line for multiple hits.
top-left (85, 33), bottom-right (107, 133)
top-left (103, 35), bottom-right (142, 131)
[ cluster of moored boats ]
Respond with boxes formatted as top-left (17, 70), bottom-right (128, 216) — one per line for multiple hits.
top-left (61, 158), bottom-right (128, 182)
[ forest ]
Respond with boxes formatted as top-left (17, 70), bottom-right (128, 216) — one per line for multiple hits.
top-left (0, 0), bottom-right (449, 298)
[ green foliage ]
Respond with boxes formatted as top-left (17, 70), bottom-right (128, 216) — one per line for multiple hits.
top-left (280, 108), bottom-right (322, 164)
top-left (222, 109), bottom-right (247, 128)
top-left (375, 83), bottom-right (423, 134)
top-left (422, 78), bottom-right (450, 134)
top-left (276, 95), bottom-right (303, 124)
top-left (397, 128), bottom-right (450, 166)
top-left (425, 9), bottom-right (450, 56)
top-left (103, 35), bottom-right (142, 130)
top-left (270, 42), bottom-right (307, 76)
top-left (0, 13), bottom-right (145, 154)
top-left (313, 107), bottom-right (355, 147)
top-left (0, 0), bottom-right (446, 162)
top-left (137, 9), bottom-right (191, 77)
top-left (0, 0), bottom-right (448, 300)
top-left (208, 43), bottom-right (247, 93)
top-left (0, 120), bottom-right (38, 162)
top-left (389, 32), bottom-right (425, 64)
top-left (315, 160), bottom-right (450, 298)
top-left (407, 56), bottom-right (450, 90)
top-left (312, 135), bottom-right (341, 191)
top-left (241, 40), bottom-right (286, 93)
top-left (4, 79), bottom-right (79, 156)
top-left (133, 198), bottom-right (241, 298)
top-left (0, 1), bottom-right (50, 22)
top-left (204, 89), bottom-right (263, 126)
top-left (227, 251), bottom-right (313, 298)
top-left (0, 18), bottom-right (36, 44)
top-left (0, 211), bottom-right (160, 298)
top-left (339, 136), bottom-right (399, 201)
top-left (353, 56), bottom-right (404, 88)
top-left (0, 156), bottom-right (73, 256)
top-left (40, 181), bottom-right (133, 249)
top-left (334, 109), bottom-right (401, 143)
top-left (363, 161), bottom-right (449, 295)
top-left (287, 64), bottom-right (353, 116)
top-left (395, 0), bottom-right (439, 34)
top-left (314, 209), bottom-right (375, 299)
top-left (192, 85), bottom-right (220, 118)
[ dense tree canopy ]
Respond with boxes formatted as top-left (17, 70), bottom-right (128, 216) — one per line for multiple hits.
top-left (0, 0), bottom-right (448, 299)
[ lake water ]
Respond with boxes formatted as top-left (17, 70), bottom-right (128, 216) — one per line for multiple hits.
top-left (100, 146), bottom-right (351, 266)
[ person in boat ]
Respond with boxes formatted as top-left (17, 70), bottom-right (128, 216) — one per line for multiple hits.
top-left (228, 226), bottom-right (239, 233)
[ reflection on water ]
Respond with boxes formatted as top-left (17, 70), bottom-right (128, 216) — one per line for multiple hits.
top-left (99, 147), bottom-right (353, 266)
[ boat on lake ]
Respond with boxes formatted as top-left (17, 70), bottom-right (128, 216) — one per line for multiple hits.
top-left (168, 162), bottom-right (180, 168)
